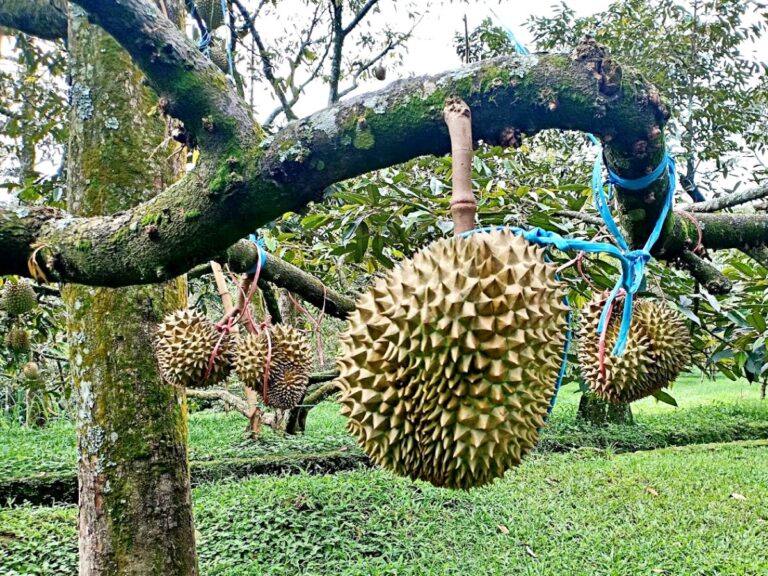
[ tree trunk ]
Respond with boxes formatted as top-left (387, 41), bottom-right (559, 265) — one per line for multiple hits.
top-left (64, 3), bottom-right (197, 575)
top-left (577, 392), bottom-right (634, 426)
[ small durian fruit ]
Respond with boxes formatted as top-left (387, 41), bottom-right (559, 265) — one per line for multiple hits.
top-left (2, 280), bottom-right (37, 316)
top-left (155, 309), bottom-right (232, 388)
top-left (196, 0), bottom-right (224, 29)
top-left (372, 65), bottom-right (387, 81)
top-left (4, 327), bottom-right (31, 354)
top-left (22, 362), bottom-right (40, 381)
top-left (577, 296), bottom-right (690, 403)
top-left (234, 324), bottom-right (313, 410)
top-left (209, 39), bottom-right (229, 73)
top-left (336, 229), bottom-right (569, 490)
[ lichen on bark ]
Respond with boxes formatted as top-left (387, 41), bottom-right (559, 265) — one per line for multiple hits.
top-left (65, 4), bottom-right (198, 574)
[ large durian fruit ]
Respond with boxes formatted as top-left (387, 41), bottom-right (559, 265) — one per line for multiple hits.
top-left (4, 327), bottom-right (31, 354)
top-left (336, 229), bottom-right (569, 490)
top-left (155, 309), bottom-right (232, 387)
top-left (196, 0), bottom-right (224, 29)
top-left (234, 324), bottom-right (313, 410)
top-left (2, 280), bottom-right (36, 316)
top-left (577, 296), bottom-right (690, 403)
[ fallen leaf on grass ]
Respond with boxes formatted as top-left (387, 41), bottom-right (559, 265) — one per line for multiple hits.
top-left (497, 524), bottom-right (509, 535)
top-left (731, 493), bottom-right (747, 501)
top-left (646, 487), bottom-right (659, 496)
top-left (524, 545), bottom-right (538, 559)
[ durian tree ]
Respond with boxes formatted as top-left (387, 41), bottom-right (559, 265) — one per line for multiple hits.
top-left (1, 0), bottom-right (768, 573)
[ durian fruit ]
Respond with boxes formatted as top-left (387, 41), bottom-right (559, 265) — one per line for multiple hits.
top-left (196, 0), bottom-right (224, 29)
top-left (2, 280), bottom-right (36, 316)
top-left (234, 324), bottom-right (313, 410)
top-left (577, 296), bottom-right (690, 403)
top-left (23, 362), bottom-right (40, 381)
top-left (336, 229), bottom-right (569, 490)
top-left (155, 309), bottom-right (232, 388)
top-left (4, 327), bottom-right (31, 354)
top-left (209, 40), bottom-right (229, 73)
top-left (373, 65), bottom-right (387, 81)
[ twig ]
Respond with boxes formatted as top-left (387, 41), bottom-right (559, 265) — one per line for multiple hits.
top-left (185, 387), bottom-right (250, 415)
top-left (677, 250), bottom-right (732, 295)
top-left (678, 183), bottom-right (768, 213)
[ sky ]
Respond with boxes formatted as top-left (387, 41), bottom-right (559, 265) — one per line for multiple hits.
top-left (245, 0), bottom-right (616, 121)
top-left (390, 0), bottom-right (615, 75)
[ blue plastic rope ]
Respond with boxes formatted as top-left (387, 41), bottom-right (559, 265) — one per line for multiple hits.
top-left (590, 149), bottom-right (675, 356)
top-left (246, 233), bottom-right (268, 274)
top-left (488, 8), bottom-right (530, 55)
top-left (221, 0), bottom-right (236, 81)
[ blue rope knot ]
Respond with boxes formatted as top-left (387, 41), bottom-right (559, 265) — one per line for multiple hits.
top-left (591, 146), bottom-right (676, 357)
top-left (247, 233), bottom-right (268, 274)
top-left (623, 249), bottom-right (651, 292)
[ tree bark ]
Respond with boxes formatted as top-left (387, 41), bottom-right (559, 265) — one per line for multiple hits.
top-left (0, 0), bottom-right (68, 41)
top-left (64, 3), bottom-right (197, 574)
top-left (576, 392), bottom-right (633, 426)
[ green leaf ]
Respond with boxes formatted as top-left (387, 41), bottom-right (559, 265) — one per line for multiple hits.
top-left (652, 390), bottom-right (678, 407)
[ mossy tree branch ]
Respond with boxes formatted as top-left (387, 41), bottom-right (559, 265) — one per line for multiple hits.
top-left (0, 0), bottom-right (67, 41)
top-left (1, 0), bottom-right (756, 290)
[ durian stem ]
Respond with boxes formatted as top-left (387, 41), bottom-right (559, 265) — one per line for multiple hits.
top-left (210, 261), bottom-right (234, 312)
top-left (444, 98), bottom-right (476, 235)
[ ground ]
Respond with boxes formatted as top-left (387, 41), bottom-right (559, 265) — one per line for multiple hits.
top-left (1, 373), bottom-right (767, 575)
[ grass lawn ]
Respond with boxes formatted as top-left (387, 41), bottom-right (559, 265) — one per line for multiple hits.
top-left (554, 371), bottom-right (762, 413)
top-left (2, 440), bottom-right (766, 575)
top-left (1, 372), bottom-right (766, 484)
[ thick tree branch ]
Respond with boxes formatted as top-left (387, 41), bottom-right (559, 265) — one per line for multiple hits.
top-left (0, 0), bottom-right (67, 41)
top-left (659, 212), bottom-right (768, 256)
top-left (72, 0), bottom-right (253, 150)
top-left (1, 8), bottom-right (673, 287)
top-left (188, 242), bottom-right (352, 320)
top-left (677, 183), bottom-right (768, 213)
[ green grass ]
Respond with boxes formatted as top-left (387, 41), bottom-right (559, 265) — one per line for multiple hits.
top-left (552, 371), bottom-right (763, 413)
top-left (2, 441), bottom-right (766, 575)
top-left (1, 374), bottom-right (766, 484)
